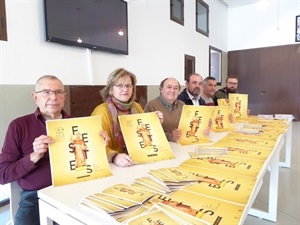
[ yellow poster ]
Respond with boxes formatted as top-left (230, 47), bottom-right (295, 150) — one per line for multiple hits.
top-left (46, 116), bottom-right (112, 186)
top-left (148, 190), bottom-right (245, 225)
top-left (178, 105), bottom-right (213, 145)
top-left (217, 98), bottom-right (229, 107)
top-left (229, 93), bottom-right (248, 119)
top-left (101, 184), bottom-right (155, 204)
top-left (181, 155), bottom-right (264, 178)
top-left (125, 208), bottom-right (184, 225)
top-left (179, 164), bottom-right (257, 205)
top-left (211, 142), bottom-right (272, 161)
top-left (210, 106), bottom-right (235, 132)
top-left (118, 112), bottom-right (175, 164)
top-left (217, 136), bottom-right (277, 148)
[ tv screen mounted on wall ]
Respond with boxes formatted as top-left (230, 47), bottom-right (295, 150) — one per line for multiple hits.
top-left (44, 0), bottom-right (128, 55)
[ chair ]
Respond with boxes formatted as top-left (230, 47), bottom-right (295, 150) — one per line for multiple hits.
top-left (6, 181), bottom-right (22, 225)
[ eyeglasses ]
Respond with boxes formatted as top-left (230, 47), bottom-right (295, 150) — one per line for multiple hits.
top-left (35, 89), bottom-right (66, 97)
top-left (227, 82), bottom-right (238, 86)
top-left (114, 84), bottom-right (133, 89)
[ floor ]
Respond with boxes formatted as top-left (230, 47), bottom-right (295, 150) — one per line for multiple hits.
top-left (0, 122), bottom-right (299, 225)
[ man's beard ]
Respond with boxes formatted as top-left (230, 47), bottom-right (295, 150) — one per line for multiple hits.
top-left (226, 87), bottom-right (237, 93)
top-left (189, 88), bottom-right (201, 96)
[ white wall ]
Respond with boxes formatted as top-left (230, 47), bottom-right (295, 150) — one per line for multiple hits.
top-left (227, 0), bottom-right (300, 50)
top-left (0, 0), bottom-right (228, 86)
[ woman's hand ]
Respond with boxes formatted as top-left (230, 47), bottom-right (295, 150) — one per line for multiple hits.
top-left (99, 130), bottom-right (110, 146)
top-left (113, 153), bottom-right (134, 167)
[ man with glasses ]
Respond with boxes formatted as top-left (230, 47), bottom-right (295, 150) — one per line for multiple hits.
top-left (0, 75), bottom-right (108, 225)
top-left (177, 73), bottom-right (205, 105)
top-left (213, 75), bottom-right (239, 105)
top-left (0, 75), bottom-right (69, 225)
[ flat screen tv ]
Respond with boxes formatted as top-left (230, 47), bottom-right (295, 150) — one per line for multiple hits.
top-left (44, 0), bottom-right (128, 55)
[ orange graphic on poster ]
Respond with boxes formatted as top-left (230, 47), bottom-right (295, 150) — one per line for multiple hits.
top-left (234, 97), bottom-right (242, 116)
top-left (136, 123), bottom-right (153, 147)
top-left (150, 196), bottom-right (214, 219)
top-left (188, 115), bottom-right (200, 137)
top-left (69, 132), bottom-right (87, 169)
top-left (214, 110), bottom-right (224, 129)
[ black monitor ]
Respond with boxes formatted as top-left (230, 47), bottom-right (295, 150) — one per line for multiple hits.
top-left (44, 0), bottom-right (128, 55)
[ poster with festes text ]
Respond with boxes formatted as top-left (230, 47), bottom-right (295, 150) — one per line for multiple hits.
top-left (118, 112), bottom-right (175, 164)
top-left (229, 93), bottom-right (248, 119)
top-left (178, 105), bottom-right (213, 145)
top-left (46, 116), bottom-right (112, 186)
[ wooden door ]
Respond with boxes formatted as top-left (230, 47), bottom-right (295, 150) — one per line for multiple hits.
top-left (228, 48), bottom-right (262, 115)
top-left (228, 44), bottom-right (300, 120)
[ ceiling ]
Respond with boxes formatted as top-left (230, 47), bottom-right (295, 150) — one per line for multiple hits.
top-left (223, 0), bottom-right (261, 7)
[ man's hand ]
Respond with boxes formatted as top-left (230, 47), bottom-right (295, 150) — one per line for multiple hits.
top-left (31, 135), bottom-right (54, 164)
top-left (171, 129), bottom-right (181, 142)
top-left (155, 111), bottom-right (164, 123)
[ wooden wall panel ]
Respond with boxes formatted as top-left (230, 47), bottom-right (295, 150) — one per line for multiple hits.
top-left (228, 44), bottom-right (300, 120)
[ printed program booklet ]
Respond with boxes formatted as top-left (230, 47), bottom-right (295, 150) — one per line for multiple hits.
top-left (46, 116), bottom-right (112, 186)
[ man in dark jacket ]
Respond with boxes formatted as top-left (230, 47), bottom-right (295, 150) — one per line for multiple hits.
top-left (177, 73), bottom-right (205, 105)
top-left (213, 75), bottom-right (239, 105)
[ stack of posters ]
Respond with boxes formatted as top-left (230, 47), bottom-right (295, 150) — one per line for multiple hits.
top-left (118, 112), bottom-right (175, 164)
top-left (46, 116), bottom-right (112, 186)
top-left (179, 163), bottom-right (257, 205)
top-left (80, 183), bottom-right (155, 218)
top-left (132, 176), bottom-right (171, 194)
top-left (148, 167), bottom-right (200, 190)
top-left (181, 156), bottom-right (264, 178)
top-left (121, 203), bottom-right (209, 225)
top-left (146, 190), bottom-right (245, 225)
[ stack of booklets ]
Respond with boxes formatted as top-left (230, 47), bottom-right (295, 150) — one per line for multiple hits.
top-left (191, 146), bottom-right (228, 156)
top-left (132, 176), bottom-right (171, 194)
top-left (148, 167), bottom-right (200, 191)
top-left (146, 190), bottom-right (246, 225)
top-left (80, 183), bottom-right (156, 219)
top-left (120, 203), bottom-right (209, 225)
top-left (178, 163), bottom-right (257, 205)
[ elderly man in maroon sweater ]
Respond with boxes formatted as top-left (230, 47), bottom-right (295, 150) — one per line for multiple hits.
top-left (0, 75), bottom-right (71, 225)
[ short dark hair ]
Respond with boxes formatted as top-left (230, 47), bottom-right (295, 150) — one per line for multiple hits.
top-left (226, 75), bottom-right (238, 82)
top-left (203, 76), bottom-right (216, 85)
top-left (186, 73), bottom-right (202, 83)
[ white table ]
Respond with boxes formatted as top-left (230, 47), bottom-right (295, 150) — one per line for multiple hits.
top-left (38, 126), bottom-right (289, 225)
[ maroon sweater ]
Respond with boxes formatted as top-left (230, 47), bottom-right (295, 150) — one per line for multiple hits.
top-left (0, 108), bottom-right (71, 190)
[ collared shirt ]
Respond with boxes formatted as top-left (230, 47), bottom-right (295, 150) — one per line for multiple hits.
top-left (186, 90), bottom-right (200, 106)
top-left (159, 94), bottom-right (177, 111)
top-left (0, 108), bottom-right (71, 190)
